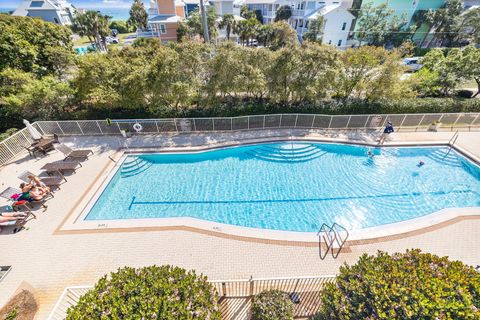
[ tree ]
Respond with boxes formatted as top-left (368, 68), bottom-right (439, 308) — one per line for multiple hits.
top-left (233, 17), bottom-right (259, 46)
top-left (333, 46), bottom-right (412, 101)
top-left (420, 48), bottom-right (463, 96)
top-left (109, 20), bottom-right (133, 33)
top-left (0, 15), bottom-right (73, 75)
top-left (256, 24), bottom-right (274, 47)
top-left (251, 290), bottom-right (294, 320)
top-left (73, 10), bottom-right (110, 52)
top-left (185, 7), bottom-right (218, 40)
top-left (274, 5), bottom-right (292, 22)
top-left (317, 250), bottom-right (480, 319)
top-left (240, 6), bottom-right (256, 20)
top-left (460, 46), bottom-right (480, 97)
top-left (457, 7), bottom-right (480, 45)
top-left (269, 21), bottom-right (298, 50)
top-left (355, 3), bottom-right (414, 46)
top-left (424, 0), bottom-right (463, 47)
top-left (219, 14), bottom-right (235, 41)
top-left (303, 16), bottom-right (325, 43)
top-left (127, 0), bottom-right (148, 30)
top-left (66, 265), bottom-right (221, 319)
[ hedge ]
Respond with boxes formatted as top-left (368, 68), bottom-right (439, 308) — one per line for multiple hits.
top-left (66, 265), bottom-right (221, 320)
top-left (315, 249), bottom-right (480, 319)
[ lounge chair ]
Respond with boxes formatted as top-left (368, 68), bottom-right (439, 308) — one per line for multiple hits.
top-left (0, 187), bottom-right (52, 210)
top-left (55, 144), bottom-right (93, 161)
top-left (0, 206), bottom-right (35, 232)
top-left (18, 171), bottom-right (66, 190)
top-left (41, 160), bottom-right (81, 176)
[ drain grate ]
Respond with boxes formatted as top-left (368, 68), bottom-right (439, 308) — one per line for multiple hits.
top-left (0, 266), bottom-right (12, 282)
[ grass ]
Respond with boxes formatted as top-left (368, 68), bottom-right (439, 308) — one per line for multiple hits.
top-left (73, 33), bottom-right (136, 48)
top-left (458, 79), bottom-right (478, 90)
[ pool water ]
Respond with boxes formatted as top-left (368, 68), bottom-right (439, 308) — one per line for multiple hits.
top-left (85, 143), bottom-right (480, 232)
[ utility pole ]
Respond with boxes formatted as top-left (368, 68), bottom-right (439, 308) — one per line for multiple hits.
top-left (199, 0), bottom-right (210, 43)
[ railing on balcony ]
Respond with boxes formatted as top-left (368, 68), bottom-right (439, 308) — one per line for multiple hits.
top-left (1, 112), bottom-right (479, 167)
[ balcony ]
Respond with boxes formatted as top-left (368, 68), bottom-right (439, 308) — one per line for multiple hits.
top-left (291, 9), bottom-right (306, 17)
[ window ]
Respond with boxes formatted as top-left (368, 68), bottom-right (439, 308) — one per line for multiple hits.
top-left (299, 19), bottom-right (303, 27)
top-left (341, 22), bottom-right (347, 30)
top-left (30, 1), bottom-right (44, 7)
top-left (159, 24), bottom-right (166, 34)
top-left (328, 40), bottom-right (332, 44)
top-left (54, 17), bottom-right (59, 23)
top-left (337, 39), bottom-right (342, 47)
top-left (305, 21), bottom-right (309, 28)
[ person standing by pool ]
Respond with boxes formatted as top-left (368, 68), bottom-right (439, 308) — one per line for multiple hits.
top-left (378, 121), bottom-right (394, 144)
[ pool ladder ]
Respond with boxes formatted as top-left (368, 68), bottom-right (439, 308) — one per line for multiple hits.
top-left (317, 223), bottom-right (349, 260)
top-left (443, 130), bottom-right (459, 159)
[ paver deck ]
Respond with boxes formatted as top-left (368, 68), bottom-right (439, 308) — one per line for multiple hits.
top-left (0, 129), bottom-right (479, 319)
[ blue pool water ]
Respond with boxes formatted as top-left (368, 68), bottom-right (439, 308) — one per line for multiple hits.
top-left (85, 143), bottom-right (480, 232)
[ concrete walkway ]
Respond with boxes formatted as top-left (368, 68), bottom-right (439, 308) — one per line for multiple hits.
top-left (0, 129), bottom-right (479, 319)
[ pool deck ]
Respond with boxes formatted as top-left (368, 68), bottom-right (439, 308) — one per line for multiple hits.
top-left (0, 129), bottom-right (479, 319)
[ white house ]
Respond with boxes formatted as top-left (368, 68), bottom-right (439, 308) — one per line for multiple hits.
top-left (210, 0), bottom-right (244, 41)
top-left (12, 0), bottom-right (76, 25)
top-left (243, 0), bottom-right (355, 48)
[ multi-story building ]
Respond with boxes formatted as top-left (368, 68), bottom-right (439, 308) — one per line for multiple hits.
top-left (147, 0), bottom-right (186, 42)
top-left (12, 0), bottom-right (76, 25)
top-left (244, 0), bottom-right (355, 48)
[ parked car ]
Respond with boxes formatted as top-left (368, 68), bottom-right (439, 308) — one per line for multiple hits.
top-left (111, 29), bottom-right (119, 37)
top-left (106, 37), bottom-right (119, 44)
top-left (403, 57), bottom-right (422, 72)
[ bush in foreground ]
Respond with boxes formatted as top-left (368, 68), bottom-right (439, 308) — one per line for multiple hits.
top-left (251, 289), bottom-right (294, 320)
top-left (67, 265), bottom-right (220, 319)
top-left (316, 249), bottom-right (480, 319)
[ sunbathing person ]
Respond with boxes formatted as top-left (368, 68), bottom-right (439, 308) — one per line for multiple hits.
top-left (0, 215), bottom-right (24, 223)
top-left (1, 212), bottom-right (27, 218)
top-left (28, 175), bottom-right (51, 193)
top-left (18, 182), bottom-right (49, 202)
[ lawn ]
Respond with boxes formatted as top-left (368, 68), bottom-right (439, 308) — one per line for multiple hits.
top-left (73, 32), bottom-right (136, 47)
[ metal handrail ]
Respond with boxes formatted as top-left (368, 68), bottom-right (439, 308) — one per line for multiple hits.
top-left (318, 222), bottom-right (349, 260)
top-left (443, 130), bottom-right (459, 159)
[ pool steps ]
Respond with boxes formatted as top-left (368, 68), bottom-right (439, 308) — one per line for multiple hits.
top-left (121, 157), bottom-right (152, 177)
top-left (247, 144), bottom-right (326, 163)
top-left (426, 149), bottom-right (461, 167)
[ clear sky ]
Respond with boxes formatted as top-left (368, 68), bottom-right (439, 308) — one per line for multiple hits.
top-left (2, 0), bottom-right (148, 9)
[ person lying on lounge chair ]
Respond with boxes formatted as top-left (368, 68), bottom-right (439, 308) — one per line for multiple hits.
top-left (18, 182), bottom-right (50, 202)
top-left (1, 212), bottom-right (27, 218)
top-left (0, 214), bottom-right (25, 223)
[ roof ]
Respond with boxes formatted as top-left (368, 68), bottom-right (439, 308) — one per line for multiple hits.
top-left (148, 14), bottom-right (182, 23)
top-left (306, 3), bottom-right (354, 20)
top-left (243, 0), bottom-right (277, 4)
top-left (13, 0), bottom-right (72, 16)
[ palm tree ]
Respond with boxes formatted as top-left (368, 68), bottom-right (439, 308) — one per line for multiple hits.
top-left (73, 10), bottom-right (110, 51)
top-left (219, 14), bottom-right (235, 41)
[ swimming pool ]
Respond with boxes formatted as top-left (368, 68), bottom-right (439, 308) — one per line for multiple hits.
top-left (85, 143), bottom-right (480, 232)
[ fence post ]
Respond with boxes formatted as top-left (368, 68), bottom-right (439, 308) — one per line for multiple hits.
top-left (452, 113), bottom-right (462, 130)
top-left (294, 114), bottom-right (298, 128)
top-left (247, 116), bottom-right (250, 130)
top-left (95, 121), bottom-right (104, 134)
top-left (263, 115), bottom-right (266, 129)
top-left (311, 115), bottom-right (316, 128)
top-left (470, 114), bottom-right (480, 130)
top-left (212, 118), bottom-right (215, 131)
top-left (193, 119), bottom-right (197, 132)
top-left (345, 115), bottom-right (352, 129)
top-left (3, 142), bottom-right (16, 157)
top-left (230, 118), bottom-right (233, 131)
top-left (415, 114), bottom-right (426, 132)
top-left (35, 122), bottom-right (46, 136)
top-left (221, 282), bottom-right (226, 297)
top-left (279, 115), bottom-right (283, 128)
top-left (249, 276), bottom-right (254, 297)
top-left (20, 130), bottom-right (30, 143)
top-left (328, 116), bottom-right (333, 129)
top-left (76, 121), bottom-right (84, 135)
top-left (174, 119), bottom-right (178, 132)
top-left (56, 122), bottom-right (65, 135)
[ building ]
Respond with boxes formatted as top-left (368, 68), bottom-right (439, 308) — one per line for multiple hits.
top-left (146, 0), bottom-right (186, 42)
top-left (244, 0), bottom-right (355, 48)
top-left (211, 0), bottom-right (244, 41)
top-left (12, 0), bottom-right (75, 25)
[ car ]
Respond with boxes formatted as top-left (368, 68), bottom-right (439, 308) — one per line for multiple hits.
top-left (106, 37), bottom-right (119, 44)
top-left (403, 57), bottom-right (422, 72)
top-left (111, 29), bottom-right (119, 37)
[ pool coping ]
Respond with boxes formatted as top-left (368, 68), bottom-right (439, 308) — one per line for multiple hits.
top-left (55, 137), bottom-right (480, 247)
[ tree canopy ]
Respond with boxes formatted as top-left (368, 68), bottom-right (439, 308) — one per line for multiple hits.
top-left (0, 14), bottom-right (73, 75)
top-left (127, 0), bottom-right (148, 30)
top-left (317, 249), bottom-right (480, 319)
top-left (274, 5), bottom-right (292, 22)
top-left (72, 10), bottom-right (111, 51)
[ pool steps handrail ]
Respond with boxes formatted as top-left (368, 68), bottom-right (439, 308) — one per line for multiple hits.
top-left (317, 223), bottom-right (349, 259)
top-left (443, 130), bottom-right (459, 160)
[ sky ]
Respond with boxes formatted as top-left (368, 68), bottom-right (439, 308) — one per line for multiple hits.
top-left (2, 0), bottom-right (149, 9)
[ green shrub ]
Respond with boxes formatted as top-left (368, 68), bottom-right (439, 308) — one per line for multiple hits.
top-left (317, 249), bottom-right (480, 320)
top-left (66, 265), bottom-right (221, 320)
top-left (109, 20), bottom-right (133, 33)
top-left (251, 290), bottom-right (294, 320)
top-left (0, 128), bottom-right (18, 142)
